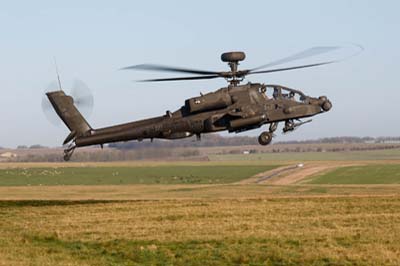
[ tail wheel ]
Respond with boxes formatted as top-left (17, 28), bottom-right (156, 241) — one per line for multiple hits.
top-left (258, 132), bottom-right (273, 146)
top-left (63, 144), bottom-right (76, 161)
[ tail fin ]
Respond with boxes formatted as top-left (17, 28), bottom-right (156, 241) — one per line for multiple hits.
top-left (46, 90), bottom-right (92, 144)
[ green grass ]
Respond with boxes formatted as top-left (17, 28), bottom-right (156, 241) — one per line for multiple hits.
top-left (308, 164), bottom-right (400, 184)
top-left (22, 236), bottom-right (343, 266)
top-left (0, 165), bottom-right (279, 186)
top-left (210, 148), bottom-right (400, 161)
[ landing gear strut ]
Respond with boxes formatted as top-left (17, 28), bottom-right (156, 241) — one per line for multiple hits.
top-left (258, 122), bottom-right (278, 146)
top-left (63, 144), bottom-right (76, 161)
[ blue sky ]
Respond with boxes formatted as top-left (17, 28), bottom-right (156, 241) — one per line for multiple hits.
top-left (0, 0), bottom-right (399, 147)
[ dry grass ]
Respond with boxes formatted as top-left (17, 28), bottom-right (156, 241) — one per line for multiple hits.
top-left (1, 195), bottom-right (400, 265)
top-left (1, 160), bottom-right (400, 265)
top-left (1, 184), bottom-right (400, 200)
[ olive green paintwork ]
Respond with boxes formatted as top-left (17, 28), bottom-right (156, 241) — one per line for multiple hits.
top-left (46, 50), bottom-right (335, 160)
top-left (46, 82), bottom-right (331, 160)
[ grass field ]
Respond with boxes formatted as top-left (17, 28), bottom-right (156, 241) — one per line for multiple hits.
top-left (210, 148), bottom-right (400, 161)
top-left (1, 196), bottom-right (400, 266)
top-left (1, 158), bottom-right (400, 265)
top-left (0, 165), bottom-right (279, 186)
top-left (307, 164), bottom-right (400, 184)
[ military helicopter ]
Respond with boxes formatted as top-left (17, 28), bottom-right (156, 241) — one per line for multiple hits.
top-left (45, 46), bottom-right (359, 161)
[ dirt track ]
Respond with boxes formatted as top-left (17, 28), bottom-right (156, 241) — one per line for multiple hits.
top-left (266, 163), bottom-right (353, 185)
top-left (245, 161), bottom-right (371, 185)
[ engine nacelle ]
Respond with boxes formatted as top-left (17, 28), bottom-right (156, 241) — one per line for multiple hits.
top-left (186, 91), bottom-right (232, 113)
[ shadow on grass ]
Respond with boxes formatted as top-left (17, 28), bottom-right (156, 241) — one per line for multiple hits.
top-left (0, 200), bottom-right (124, 208)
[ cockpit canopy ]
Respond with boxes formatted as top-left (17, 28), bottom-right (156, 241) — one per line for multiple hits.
top-left (262, 84), bottom-right (308, 103)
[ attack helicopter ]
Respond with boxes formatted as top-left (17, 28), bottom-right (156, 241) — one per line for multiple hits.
top-left (45, 46), bottom-right (358, 161)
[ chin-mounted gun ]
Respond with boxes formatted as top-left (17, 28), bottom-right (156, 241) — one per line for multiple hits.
top-left (283, 119), bottom-right (312, 133)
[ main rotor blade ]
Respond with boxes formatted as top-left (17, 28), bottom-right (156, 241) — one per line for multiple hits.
top-left (248, 61), bottom-right (335, 75)
top-left (122, 64), bottom-right (220, 76)
top-left (136, 61), bottom-right (335, 81)
top-left (251, 46), bottom-right (341, 71)
top-left (138, 74), bottom-right (220, 82)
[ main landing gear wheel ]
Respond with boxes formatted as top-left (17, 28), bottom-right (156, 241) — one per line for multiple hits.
top-left (258, 132), bottom-right (273, 146)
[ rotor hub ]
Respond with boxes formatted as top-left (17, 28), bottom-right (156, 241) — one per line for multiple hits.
top-left (220, 52), bottom-right (247, 86)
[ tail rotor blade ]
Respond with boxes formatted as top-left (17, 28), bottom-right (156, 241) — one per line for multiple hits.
top-left (71, 79), bottom-right (94, 118)
top-left (41, 82), bottom-right (62, 126)
top-left (42, 79), bottom-right (94, 126)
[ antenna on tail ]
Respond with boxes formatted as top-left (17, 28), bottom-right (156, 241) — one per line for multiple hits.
top-left (53, 57), bottom-right (62, 91)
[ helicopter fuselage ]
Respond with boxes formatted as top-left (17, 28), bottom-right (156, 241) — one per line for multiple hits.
top-left (72, 83), bottom-right (332, 147)
top-left (45, 47), bottom-right (362, 160)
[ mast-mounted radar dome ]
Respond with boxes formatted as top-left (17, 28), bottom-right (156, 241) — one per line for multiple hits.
top-left (221, 51), bottom-right (246, 63)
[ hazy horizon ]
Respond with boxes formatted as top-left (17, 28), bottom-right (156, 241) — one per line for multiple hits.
top-left (1, 0), bottom-right (399, 148)
top-left (1, 134), bottom-right (399, 150)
